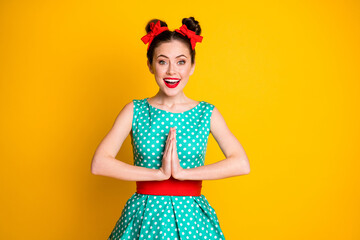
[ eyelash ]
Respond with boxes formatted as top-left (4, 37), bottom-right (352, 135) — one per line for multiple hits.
top-left (159, 60), bottom-right (185, 65)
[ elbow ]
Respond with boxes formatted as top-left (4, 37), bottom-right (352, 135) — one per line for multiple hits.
top-left (237, 157), bottom-right (250, 176)
top-left (91, 165), bottom-right (98, 175)
top-left (91, 163), bottom-right (99, 175)
top-left (91, 156), bottom-right (102, 175)
top-left (242, 165), bottom-right (250, 175)
top-left (91, 153), bottom-right (113, 175)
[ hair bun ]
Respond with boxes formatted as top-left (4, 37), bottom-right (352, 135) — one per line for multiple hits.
top-left (181, 17), bottom-right (201, 35)
top-left (145, 19), bottom-right (168, 34)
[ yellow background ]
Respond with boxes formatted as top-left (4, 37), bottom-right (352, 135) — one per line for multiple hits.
top-left (1, 0), bottom-right (359, 239)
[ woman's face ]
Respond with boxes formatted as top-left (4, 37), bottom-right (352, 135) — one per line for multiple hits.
top-left (147, 40), bottom-right (195, 96)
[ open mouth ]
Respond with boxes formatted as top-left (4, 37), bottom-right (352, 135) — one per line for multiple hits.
top-left (163, 78), bottom-right (180, 88)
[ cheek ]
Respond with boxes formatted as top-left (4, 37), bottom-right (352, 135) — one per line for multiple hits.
top-left (181, 67), bottom-right (192, 75)
top-left (154, 66), bottom-right (166, 75)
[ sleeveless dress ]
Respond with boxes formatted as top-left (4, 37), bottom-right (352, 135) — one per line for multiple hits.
top-left (108, 97), bottom-right (225, 240)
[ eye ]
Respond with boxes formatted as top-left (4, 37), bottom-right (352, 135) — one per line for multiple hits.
top-left (158, 60), bottom-right (166, 65)
top-left (178, 60), bottom-right (186, 65)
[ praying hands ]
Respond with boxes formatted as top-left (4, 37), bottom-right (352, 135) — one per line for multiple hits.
top-left (159, 127), bottom-right (184, 180)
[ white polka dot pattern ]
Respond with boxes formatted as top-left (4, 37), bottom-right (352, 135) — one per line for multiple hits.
top-left (131, 98), bottom-right (213, 170)
top-left (107, 98), bottom-right (225, 239)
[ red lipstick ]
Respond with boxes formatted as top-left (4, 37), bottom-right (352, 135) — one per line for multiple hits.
top-left (163, 78), bottom-right (181, 88)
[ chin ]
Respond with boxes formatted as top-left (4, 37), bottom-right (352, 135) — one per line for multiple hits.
top-left (162, 87), bottom-right (183, 96)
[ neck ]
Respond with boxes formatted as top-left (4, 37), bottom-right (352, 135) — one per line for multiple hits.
top-left (151, 91), bottom-right (189, 106)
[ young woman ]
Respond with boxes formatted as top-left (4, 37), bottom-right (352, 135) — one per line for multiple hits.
top-left (91, 17), bottom-right (250, 240)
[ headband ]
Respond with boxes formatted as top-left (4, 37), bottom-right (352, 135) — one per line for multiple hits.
top-left (141, 20), bottom-right (203, 50)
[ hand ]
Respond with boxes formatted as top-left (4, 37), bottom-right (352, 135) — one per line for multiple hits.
top-left (170, 127), bottom-right (184, 180)
top-left (158, 127), bottom-right (173, 180)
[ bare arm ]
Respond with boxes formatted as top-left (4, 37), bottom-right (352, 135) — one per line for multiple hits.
top-left (174, 106), bottom-right (250, 180)
top-left (91, 101), bottom-right (168, 181)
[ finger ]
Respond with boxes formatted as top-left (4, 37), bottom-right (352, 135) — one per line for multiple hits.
top-left (166, 128), bottom-right (173, 145)
top-left (167, 128), bottom-right (172, 140)
top-left (173, 136), bottom-right (177, 151)
top-left (169, 128), bottom-right (173, 140)
top-left (166, 129), bottom-right (172, 145)
top-left (167, 138), bottom-right (173, 159)
top-left (163, 129), bottom-right (174, 162)
top-left (164, 134), bottom-right (172, 156)
top-left (164, 136), bottom-right (172, 156)
top-left (171, 139), bottom-right (178, 166)
top-left (172, 138), bottom-right (177, 158)
top-left (164, 135), bottom-right (170, 152)
top-left (167, 134), bottom-right (175, 155)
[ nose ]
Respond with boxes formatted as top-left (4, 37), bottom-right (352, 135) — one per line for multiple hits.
top-left (166, 62), bottom-right (176, 75)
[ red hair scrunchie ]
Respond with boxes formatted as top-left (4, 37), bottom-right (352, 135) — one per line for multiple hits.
top-left (175, 24), bottom-right (203, 50)
top-left (141, 20), bottom-right (169, 50)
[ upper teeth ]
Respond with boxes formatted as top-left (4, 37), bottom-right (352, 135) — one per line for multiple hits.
top-left (164, 79), bottom-right (180, 83)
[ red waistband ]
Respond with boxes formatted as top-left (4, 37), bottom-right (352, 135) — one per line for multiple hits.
top-left (136, 176), bottom-right (202, 196)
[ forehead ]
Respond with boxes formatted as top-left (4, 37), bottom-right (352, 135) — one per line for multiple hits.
top-left (154, 40), bottom-right (190, 57)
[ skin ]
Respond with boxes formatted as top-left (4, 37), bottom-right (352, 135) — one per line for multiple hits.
top-left (146, 40), bottom-right (198, 112)
top-left (91, 40), bottom-right (250, 181)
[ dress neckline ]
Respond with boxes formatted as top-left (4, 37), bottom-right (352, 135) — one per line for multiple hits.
top-left (145, 97), bottom-right (202, 114)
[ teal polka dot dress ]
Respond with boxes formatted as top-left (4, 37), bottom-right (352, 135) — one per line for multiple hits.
top-left (108, 98), bottom-right (225, 240)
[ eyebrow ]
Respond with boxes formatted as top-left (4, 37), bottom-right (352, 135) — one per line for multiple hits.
top-left (156, 54), bottom-right (187, 59)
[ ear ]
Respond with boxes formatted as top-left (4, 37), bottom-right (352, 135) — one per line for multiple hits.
top-left (147, 60), bottom-right (154, 74)
top-left (189, 60), bottom-right (196, 76)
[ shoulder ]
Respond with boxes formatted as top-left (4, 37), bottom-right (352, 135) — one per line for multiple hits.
top-left (106, 100), bottom-right (135, 136)
top-left (208, 104), bottom-right (227, 133)
top-left (197, 100), bottom-right (227, 132)
top-left (119, 98), bottom-right (150, 119)
top-left (114, 98), bottom-right (146, 124)
top-left (114, 100), bottom-right (134, 124)
top-left (200, 100), bottom-right (215, 108)
top-left (121, 100), bottom-right (134, 113)
top-left (201, 101), bottom-right (215, 114)
top-left (120, 98), bottom-right (147, 114)
top-left (131, 98), bottom-right (149, 111)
